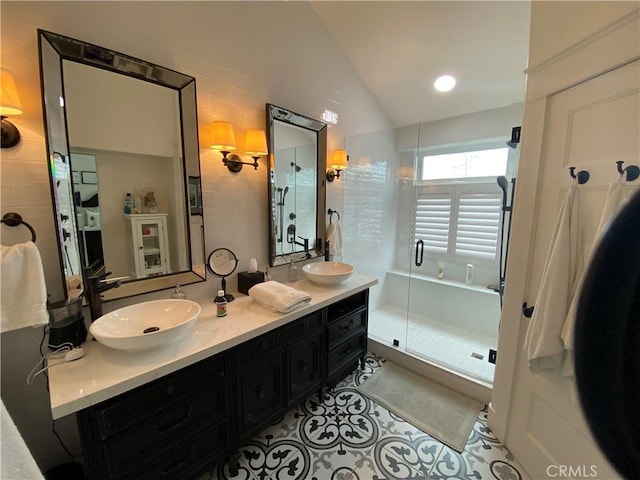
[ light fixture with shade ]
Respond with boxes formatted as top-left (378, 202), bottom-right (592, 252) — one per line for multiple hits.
top-left (210, 121), bottom-right (237, 159)
top-left (211, 121), bottom-right (267, 173)
top-left (1, 69), bottom-right (24, 149)
top-left (326, 149), bottom-right (348, 182)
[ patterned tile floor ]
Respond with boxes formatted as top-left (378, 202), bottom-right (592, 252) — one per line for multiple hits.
top-left (200, 354), bottom-right (530, 480)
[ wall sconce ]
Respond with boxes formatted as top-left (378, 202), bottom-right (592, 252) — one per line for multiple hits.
top-left (210, 122), bottom-right (267, 173)
top-left (326, 149), bottom-right (348, 182)
top-left (1, 69), bottom-right (24, 149)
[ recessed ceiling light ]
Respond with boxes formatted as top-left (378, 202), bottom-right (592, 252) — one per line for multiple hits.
top-left (434, 75), bottom-right (456, 92)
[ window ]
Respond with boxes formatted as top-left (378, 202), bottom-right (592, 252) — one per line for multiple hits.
top-left (420, 147), bottom-right (509, 181)
top-left (413, 145), bottom-right (508, 266)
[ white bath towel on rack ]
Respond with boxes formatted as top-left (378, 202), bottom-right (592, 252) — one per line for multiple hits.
top-left (0, 241), bottom-right (49, 333)
top-left (524, 184), bottom-right (584, 372)
top-left (561, 178), bottom-right (631, 376)
top-left (248, 281), bottom-right (311, 313)
top-left (327, 220), bottom-right (343, 257)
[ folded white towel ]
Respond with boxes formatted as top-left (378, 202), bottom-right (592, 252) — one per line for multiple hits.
top-left (248, 281), bottom-right (311, 313)
top-left (327, 220), bottom-right (343, 257)
top-left (1, 241), bottom-right (49, 333)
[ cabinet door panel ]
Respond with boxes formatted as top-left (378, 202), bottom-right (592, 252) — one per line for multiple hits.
top-left (237, 352), bottom-right (284, 438)
top-left (287, 333), bottom-right (322, 406)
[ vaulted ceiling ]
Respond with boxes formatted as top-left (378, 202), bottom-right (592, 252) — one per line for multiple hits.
top-left (311, 1), bottom-right (531, 128)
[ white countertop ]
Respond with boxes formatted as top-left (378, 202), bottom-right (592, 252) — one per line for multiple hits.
top-left (48, 274), bottom-right (377, 419)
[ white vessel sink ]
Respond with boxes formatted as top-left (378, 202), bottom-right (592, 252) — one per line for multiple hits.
top-left (90, 299), bottom-right (201, 351)
top-left (302, 262), bottom-right (354, 285)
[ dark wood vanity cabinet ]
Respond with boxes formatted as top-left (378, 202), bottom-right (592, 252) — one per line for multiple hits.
top-left (77, 353), bottom-right (231, 480)
top-left (234, 310), bottom-right (323, 442)
top-left (325, 290), bottom-right (369, 387)
top-left (77, 289), bottom-right (368, 479)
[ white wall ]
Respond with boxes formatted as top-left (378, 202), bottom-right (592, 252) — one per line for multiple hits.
top-left (0, 1), bottom-right (391, 472)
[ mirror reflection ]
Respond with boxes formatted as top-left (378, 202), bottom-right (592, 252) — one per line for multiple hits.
top-left (266, 104), bottom-right (327, 266)
top-left (39, 30), bottom-right (206, 302)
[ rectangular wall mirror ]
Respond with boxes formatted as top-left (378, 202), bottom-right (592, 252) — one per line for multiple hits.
top-left (266, 104), bottom-right (327, 267)
top-left (39, 30), bottom-right (206, 302)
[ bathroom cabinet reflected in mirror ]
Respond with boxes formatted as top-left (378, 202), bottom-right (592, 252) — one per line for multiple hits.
top-left (39, 30), bottom-right (206, 302)
top-left (266, 104), bottom-right (327, 267)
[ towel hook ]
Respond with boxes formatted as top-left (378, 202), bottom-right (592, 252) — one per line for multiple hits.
top-left (1, 212), bottom-right (36, 242)
top-left (569, 167), bottom-right (590, 185)
top-left (327, 208), bottom-right (340, 224)
top-left (615, 161), bottom-right (639, 182)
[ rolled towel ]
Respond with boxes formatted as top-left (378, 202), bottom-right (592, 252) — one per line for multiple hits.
top-left (248, 281), bottom-right (311, 313)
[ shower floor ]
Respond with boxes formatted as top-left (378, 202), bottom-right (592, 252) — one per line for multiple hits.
top-left (369, 305), bottom-right (497, 384)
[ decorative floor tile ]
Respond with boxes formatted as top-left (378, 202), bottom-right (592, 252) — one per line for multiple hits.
top-left (430, 445), bottom-right (526, 480)
top-left (374, 431), bottom-right (442, 479)
top-left (205, 352), bottom-right (531, 480)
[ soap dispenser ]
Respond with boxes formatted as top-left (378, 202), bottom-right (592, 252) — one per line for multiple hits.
top-left (287, 260), bottom-right (297, 282)
top-left (171, 282), bottom-right (187, 299)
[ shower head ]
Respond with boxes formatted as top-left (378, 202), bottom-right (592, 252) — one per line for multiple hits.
top-left (282, 186), bottom-right (289, 203)
top-left (497, 176), bottom-right (508, 193)
top-left (290, 162), bottom-right (302, 172)
top-left (497, 176), bottom-right (508, 208)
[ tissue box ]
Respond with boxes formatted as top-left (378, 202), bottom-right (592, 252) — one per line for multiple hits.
top-left (238, 271), bottom-right (265, 295)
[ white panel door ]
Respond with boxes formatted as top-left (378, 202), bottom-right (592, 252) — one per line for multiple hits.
top-left (506, 60), bottom-right (639, 479)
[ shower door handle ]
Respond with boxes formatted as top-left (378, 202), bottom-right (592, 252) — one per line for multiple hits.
top-left (415, 240), bottom-right (424, 267)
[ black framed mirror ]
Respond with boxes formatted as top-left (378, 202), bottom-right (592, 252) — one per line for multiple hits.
top-left (39, 30), bottom-right (206, 302)
top-left (266, 104), bottom-right (327, 267)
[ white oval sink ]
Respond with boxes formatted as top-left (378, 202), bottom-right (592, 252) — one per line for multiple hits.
top-left (302, 262), bottom-right (354, 285)
top-left (90, 299), bottom-right (201, 351)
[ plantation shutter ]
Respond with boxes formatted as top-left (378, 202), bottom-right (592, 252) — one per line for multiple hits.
top-left (454, 193), bottom-right (501, 260)
top-left (414, 194), bottom-right (451, 254)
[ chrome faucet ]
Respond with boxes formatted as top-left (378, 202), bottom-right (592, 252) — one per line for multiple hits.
top-left (83, 265), bottom-right (121, 322)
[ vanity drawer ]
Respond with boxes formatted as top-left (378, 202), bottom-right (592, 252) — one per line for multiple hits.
top-left (327, 290), bottom-right (368, 323)
top-left (327, 332), bottom-right (366, 375)
top-left (97, 354), bottom-right (226, 438)
top-left (121, 418), bottom-right (230, 480)
top-left (103, 386), bottom-right (227, 477)
top-left (327, 309), bottom-right (366, 347)
top-left (235, 312), bottom-right (322, 368)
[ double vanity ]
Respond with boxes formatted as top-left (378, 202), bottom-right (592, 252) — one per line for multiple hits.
top-left (38, 28), bottom-right (367, 480)
top-left (48, 274), bottom-right (376, 480)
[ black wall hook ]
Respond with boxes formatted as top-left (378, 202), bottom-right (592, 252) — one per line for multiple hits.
top-left (569, 167), bottom-right (590, 185)
top-left (616, 161), bottom-right (639, 182)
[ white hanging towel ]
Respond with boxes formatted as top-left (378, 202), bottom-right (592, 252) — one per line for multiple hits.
top-left (327, 220), bottom-right (343, 257)
top-left (561, 178), bottom-right (630, 376)
top-left (524, 184), bottom-right (583, 372)
top-left (0, 241), bottom-right (49, 333)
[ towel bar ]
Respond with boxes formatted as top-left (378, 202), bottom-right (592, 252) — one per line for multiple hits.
top-left (1, 212), bottom-right (36, 242)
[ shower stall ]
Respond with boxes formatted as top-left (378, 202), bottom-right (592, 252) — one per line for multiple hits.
top-left (339, 107), bottom-right (521, 400)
